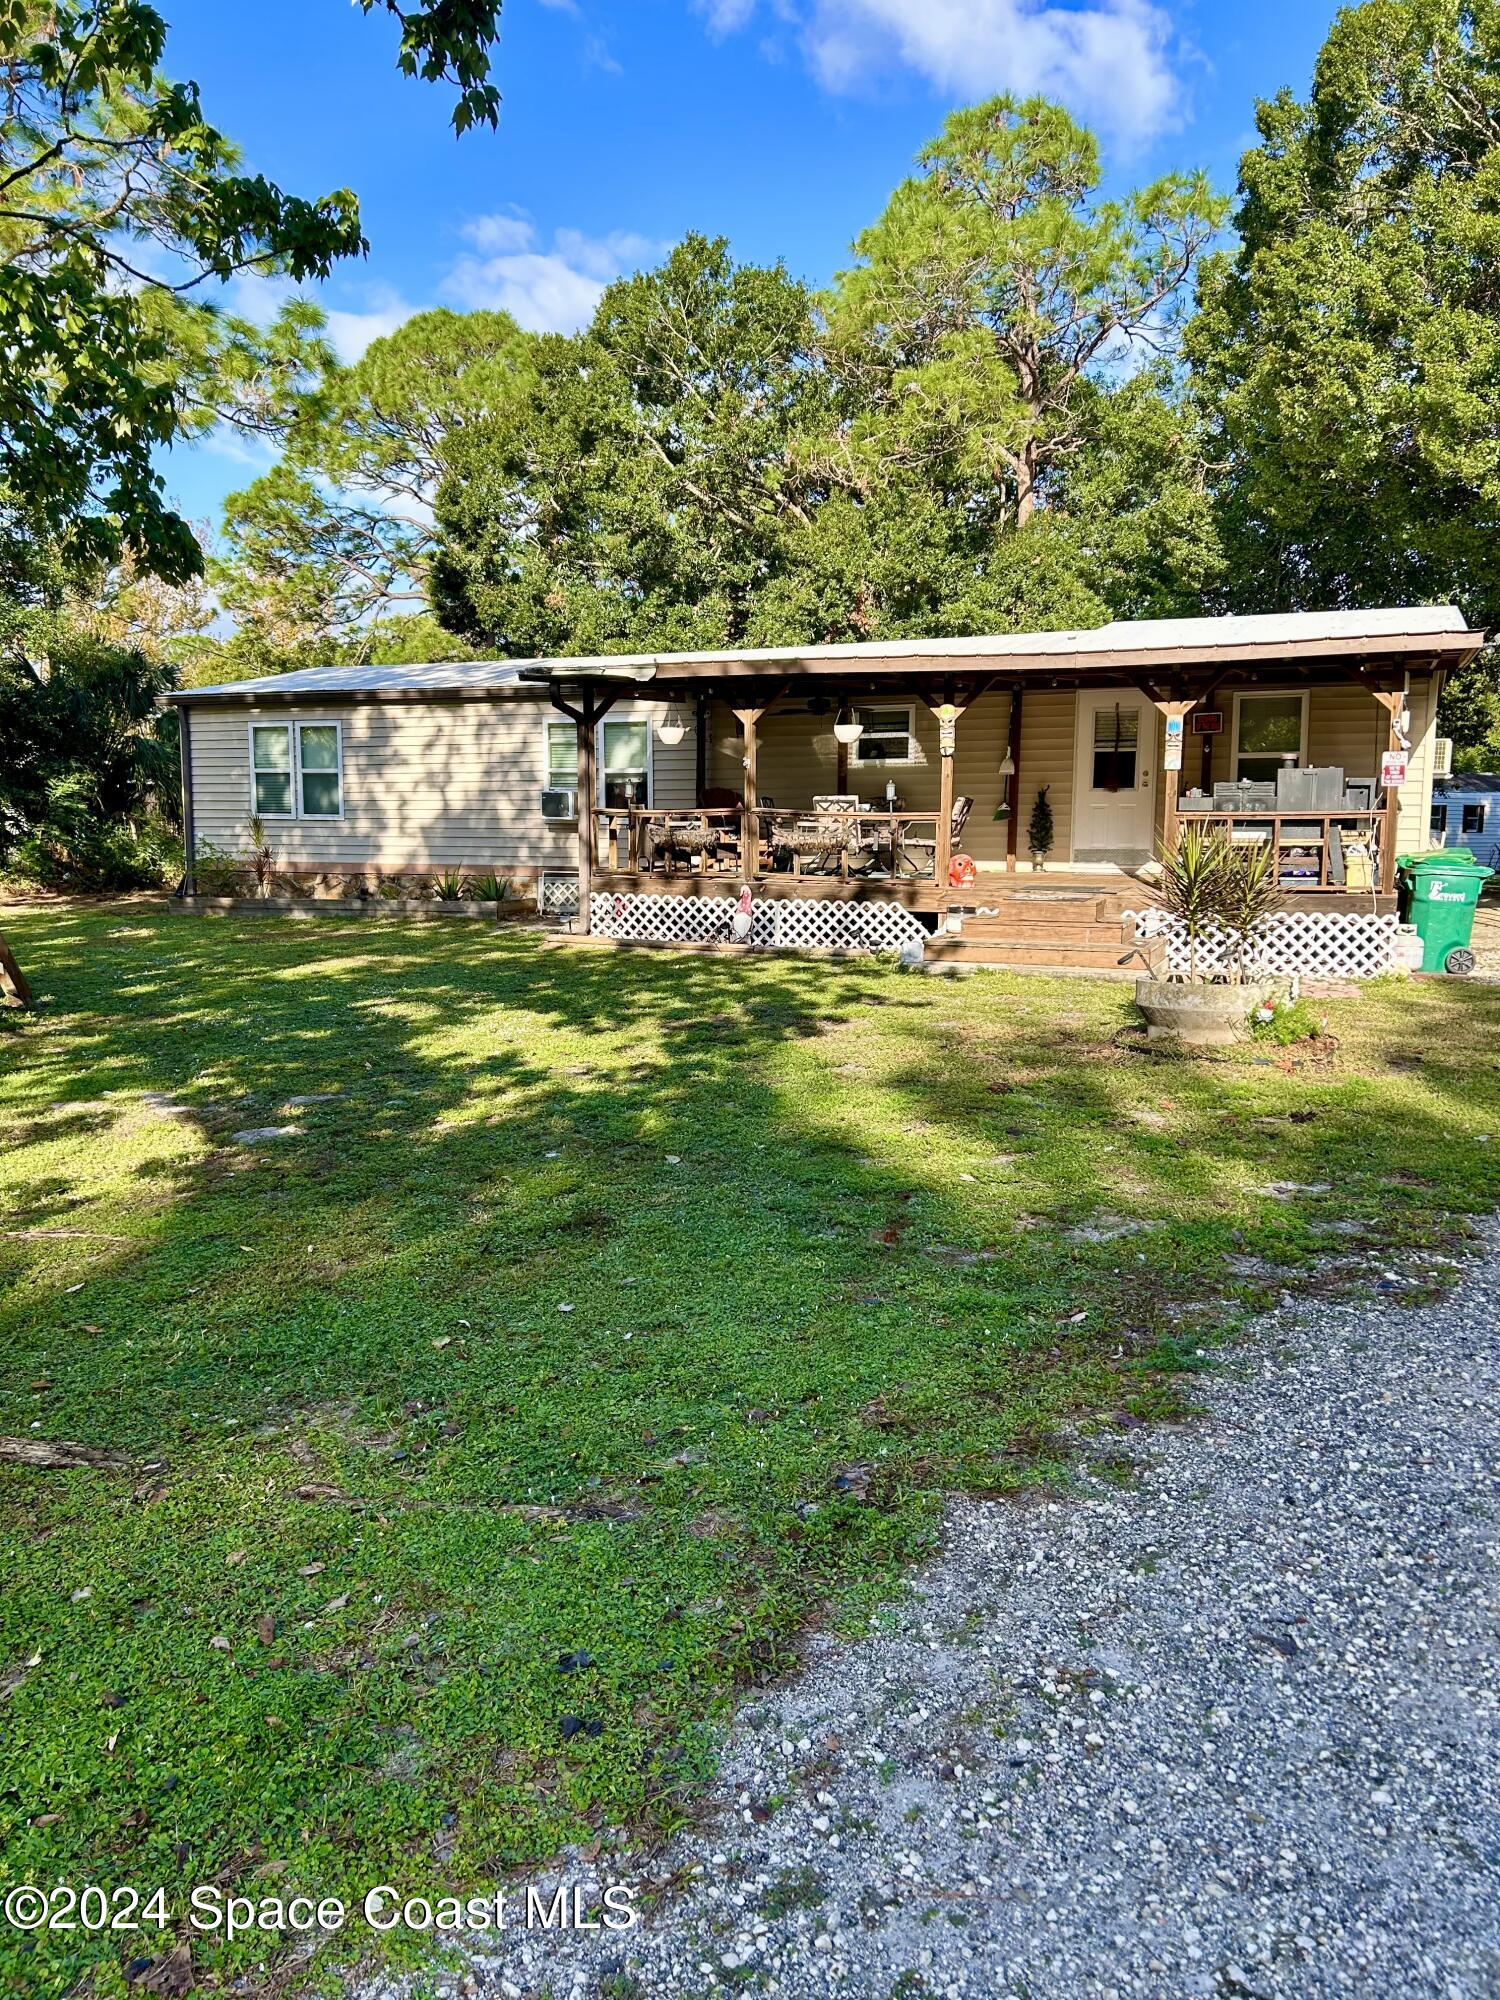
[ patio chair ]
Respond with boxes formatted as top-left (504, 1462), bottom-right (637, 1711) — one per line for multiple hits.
top-left (780, 795), bottom-right (874, 876)
top-left (901, 796), bottom-right (973, 878)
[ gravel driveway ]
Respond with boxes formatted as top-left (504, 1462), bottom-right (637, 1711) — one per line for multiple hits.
top-left (382, 1236), bottom-right (1500, 2000)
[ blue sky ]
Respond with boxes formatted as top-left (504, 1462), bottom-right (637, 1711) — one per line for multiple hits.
top-left (162, 0), bottom-right (1337, 529)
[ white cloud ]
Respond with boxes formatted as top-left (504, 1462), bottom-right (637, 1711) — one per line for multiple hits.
top-left (324, 284), bottom-right (420, 361)
top-left (440, 217), bottom-right (665, 332)
top-left (696, 0), bottom-right (1180, 143)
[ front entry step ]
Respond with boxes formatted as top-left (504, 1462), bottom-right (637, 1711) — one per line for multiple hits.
top-left (924, 936), bottom-right (1161, 972)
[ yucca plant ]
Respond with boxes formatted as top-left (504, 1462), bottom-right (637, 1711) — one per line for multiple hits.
top-left (471, 871), bottom-right (510, 904)
top-left (1157, 823), bottom-right (1230, 981)
top-left (1213, 838), bottom-right (1284, 984)
top-left (432, 867), bottom-right (471, 902)
top-left (443, 870), bottom-right (470, 901)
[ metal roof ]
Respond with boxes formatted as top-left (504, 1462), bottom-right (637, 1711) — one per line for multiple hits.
top-left (164, 659), bottom-right (530, 704)
top-left (1434, 772), bottom-right (1500, 794)
top-left (164, 606), bottom-right (1485, 706)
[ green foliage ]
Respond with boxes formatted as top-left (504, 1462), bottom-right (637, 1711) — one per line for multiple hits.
top-left (429, 119), bottom-right (1226, 655)
top-left (1, 910), bottom-right (1496, 1994)
top-left (0, 3), bottom-right (506, 589)
top-left (1157, 824), bottom-right (1228, 977)
top-left (1027, 786), bottom-right (1054, 862)
top-left (1186, 0), bottom-right (1500, 748)
top-left (1212, 836), bottom-right (1284, 980)
top-left (0, 2), bottom-right (365, 582)
top-left (432, 236), bottom-right (828, 654)
top-left (213, 309), bottom-right (531, 658)
top-left (0, 617), bottom-right (181, 888)
top-left (471, 871), bottom-right (510, 903)
top-left (1250, 995), bottom-right (1327, 1044)
top-left (354, 0), bottom-right (504, 134)
top-left (825, 95), bottom-right (1227, 531)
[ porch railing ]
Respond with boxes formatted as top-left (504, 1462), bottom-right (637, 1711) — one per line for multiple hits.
top-left (592, 806), bottom-right (943, 883)
top-left (1176, 809), bottom-right (1387, 893)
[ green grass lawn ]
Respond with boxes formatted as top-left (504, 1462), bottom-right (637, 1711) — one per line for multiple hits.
top-left (3, 904), bottom-right (1499, 1996)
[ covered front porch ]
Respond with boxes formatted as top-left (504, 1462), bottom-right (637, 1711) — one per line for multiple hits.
top-left (526, 631), bottom-right (1467, 951)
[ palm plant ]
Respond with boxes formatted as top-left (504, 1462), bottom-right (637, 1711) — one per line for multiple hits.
top-left (1157, 823), bottom-right (1229, 981)
top-left (1213, 838), bottom-right (1283, 984)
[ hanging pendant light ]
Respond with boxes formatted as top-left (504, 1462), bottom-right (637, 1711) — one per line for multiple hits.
top-left (657, 704), bottom-right (687, 747)
top-left (998, 748), bottom-right (1015, 778)
top-left (833, 705), bottom-right (863, 746)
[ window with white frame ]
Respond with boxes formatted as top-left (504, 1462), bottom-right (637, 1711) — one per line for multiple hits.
top-left (600, 719), bottom-right (650, 807)
top-left (250, 721), bottom-right (343, 820)
top-left (544, 719), bottom-right (579, 789)
top-left (1233, 692), bottom-right (1306, 785)
top-left (853, 705), bottom-right (916, 765)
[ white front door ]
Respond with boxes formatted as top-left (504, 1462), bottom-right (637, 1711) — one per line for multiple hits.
top-left (1072, 692), bottom-right (1156, 861)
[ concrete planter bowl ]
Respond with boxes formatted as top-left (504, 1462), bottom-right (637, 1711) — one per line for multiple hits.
top-left (1134, 976), bottom-right (1290, 1047)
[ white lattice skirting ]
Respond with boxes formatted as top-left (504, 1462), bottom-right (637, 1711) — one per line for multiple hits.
top-left (539, 873), bottom-right (581, 916)
top-left (588, 892), bottom-right (928, 954)
top-left (1126, 907), bottom-right (1400, 979)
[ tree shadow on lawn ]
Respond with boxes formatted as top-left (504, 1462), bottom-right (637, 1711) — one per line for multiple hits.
top-left (2, 904), bottom-right (1499, 1995)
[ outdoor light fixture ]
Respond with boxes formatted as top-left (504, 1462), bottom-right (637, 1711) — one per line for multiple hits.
top-left (833, 705), bottom-right (863, 745)
top-left (657, 705), bottom-right (687, 747)
top-left (999, 748), bottom-right (1016, 778)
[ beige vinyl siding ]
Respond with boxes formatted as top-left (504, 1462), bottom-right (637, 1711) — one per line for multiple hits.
top-left (190, 695), bottom-right (695, 875)
top-left (1010, 691), bottom-right (1077, 863)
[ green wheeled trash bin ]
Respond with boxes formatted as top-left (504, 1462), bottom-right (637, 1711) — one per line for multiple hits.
top-left (1397, 851), bottom-right (1493, 974)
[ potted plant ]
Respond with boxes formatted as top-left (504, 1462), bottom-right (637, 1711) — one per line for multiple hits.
top-left (1027, 786), bottom-right (1054, 871)
top-left (1134, 827), bottom-right (1288, 1046)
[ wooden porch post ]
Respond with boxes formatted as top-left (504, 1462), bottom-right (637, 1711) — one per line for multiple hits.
top-left (732, 701), bottom-right (765, 881)
top-left (178, 703), bottom-right (197, 898)
top-left (1372, 688), bottom-right (1406, 894)
top-left (694, 693), bottom-right (708, 806)
top-left (1143, 696), bottom-right (1197, 858)
top-left (1004, 687), bottom-right (1023, 872)
top-left (577, 702), bottom-right (597, 933)
top-left (934, 694), bottom-right (966, 906)
top-left (551, 687), bottom-right (616, 933)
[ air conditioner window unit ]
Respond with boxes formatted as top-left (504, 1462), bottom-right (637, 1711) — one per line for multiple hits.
top-left (1434, 737), bottom-right (1454, 777)
top-left (541, 787), bottom-right (578, 821)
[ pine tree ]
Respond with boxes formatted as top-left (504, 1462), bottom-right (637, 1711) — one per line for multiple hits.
top-left (1028, 786), bottom-right (1054, 869)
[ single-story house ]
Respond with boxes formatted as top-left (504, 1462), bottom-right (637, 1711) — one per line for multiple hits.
top-left (1430, 772), bottom-right (1500, 869)
top-left (164, 604), bottom-right (1484, 970)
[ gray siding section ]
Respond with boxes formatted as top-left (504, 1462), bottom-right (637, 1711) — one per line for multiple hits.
top-left (189, 695), bottom-right (696, 874)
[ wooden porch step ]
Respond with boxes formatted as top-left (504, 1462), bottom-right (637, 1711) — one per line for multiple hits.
top-left (971, 923), bottom-right (1131, 948)
top-left (925, 937), bottom-right (1158, 972)
top-left (958, 910), bottom-right (1124, 940)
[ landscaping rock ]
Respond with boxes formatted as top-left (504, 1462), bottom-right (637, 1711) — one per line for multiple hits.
top-left (232, 1125), bottom-right (299, 1145)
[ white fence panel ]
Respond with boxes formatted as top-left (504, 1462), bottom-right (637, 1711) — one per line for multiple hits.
top-left (1125, 908), bottom-right (1399, 979)
top-left (588, 893), bottom-right (927, 953)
